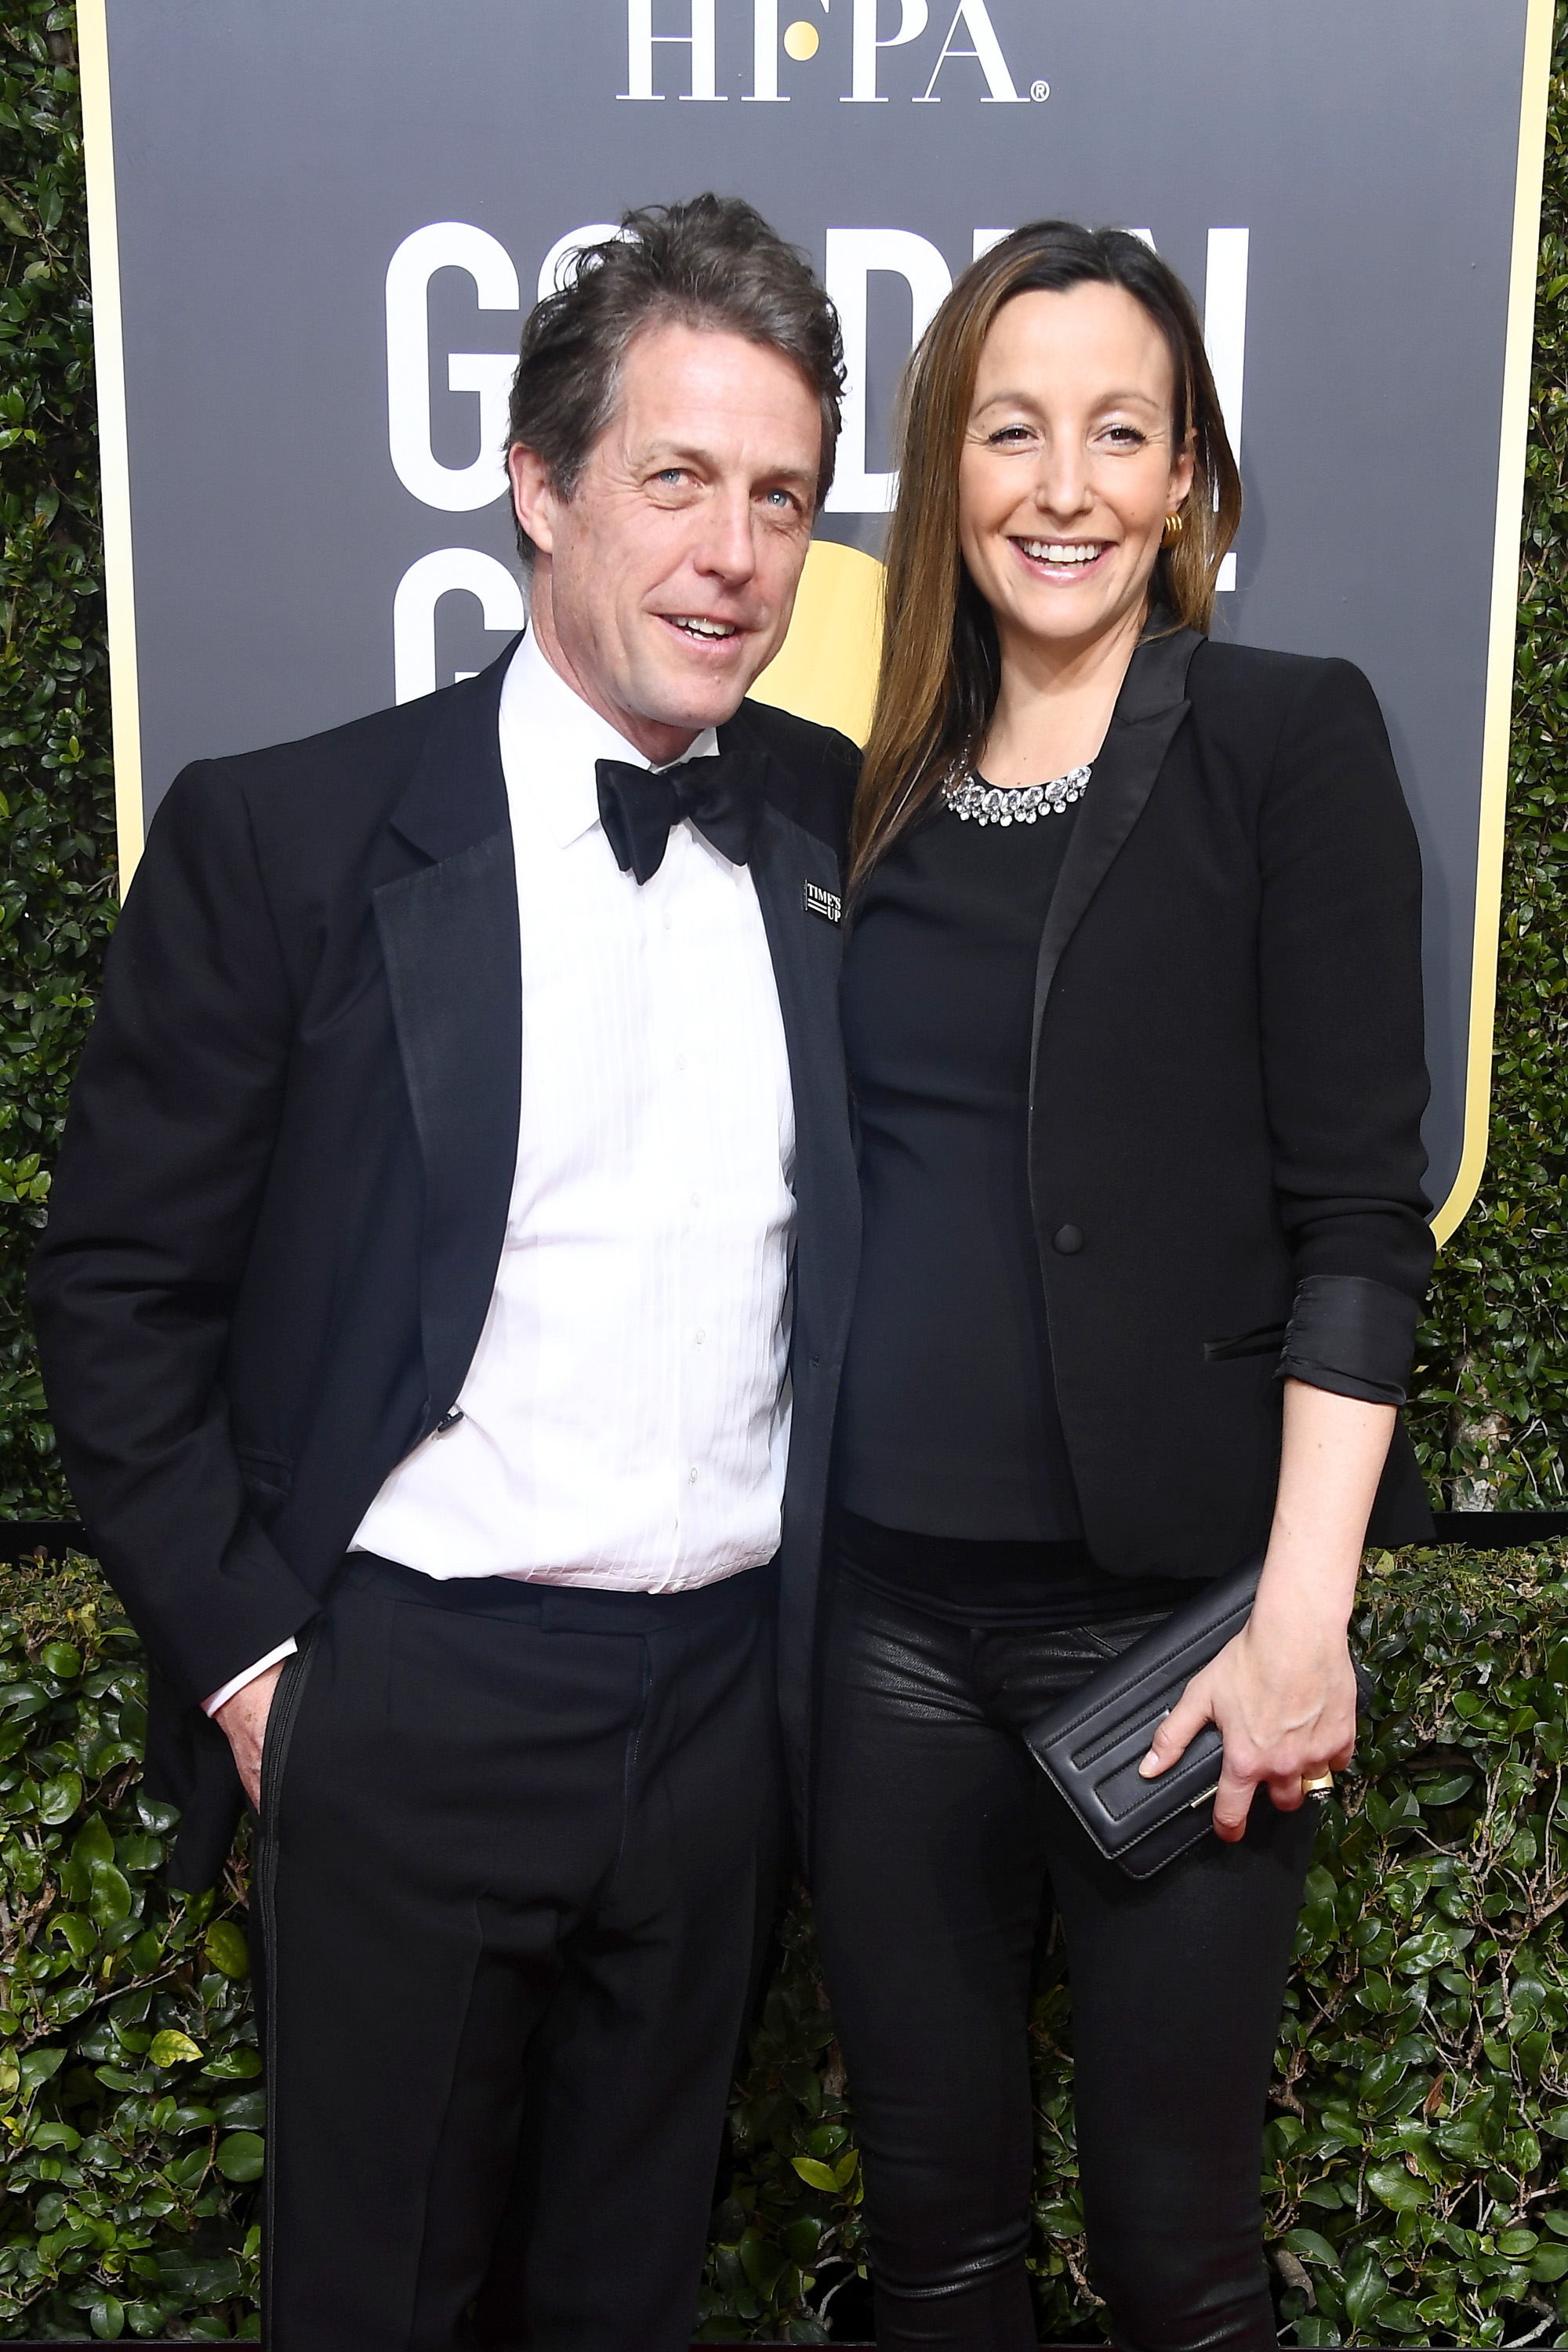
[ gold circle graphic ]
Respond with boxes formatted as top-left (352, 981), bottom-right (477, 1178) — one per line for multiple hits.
top-left (751, 542), bottom-right (884, 747)
top-left (783, 20), bottom-right (820, 60)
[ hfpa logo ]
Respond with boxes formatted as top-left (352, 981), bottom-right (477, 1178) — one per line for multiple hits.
top-left (622, 0), bottom-right (1047, 107)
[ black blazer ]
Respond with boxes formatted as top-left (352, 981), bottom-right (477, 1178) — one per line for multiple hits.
top-left (1014, 621), bottom-right (1435, 1579)
top-left (28, 641), bottom-right (862, 1889)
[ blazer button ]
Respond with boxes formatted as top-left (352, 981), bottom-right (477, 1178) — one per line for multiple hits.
top-left (1052, 1224), bottom-right (1084, 1255)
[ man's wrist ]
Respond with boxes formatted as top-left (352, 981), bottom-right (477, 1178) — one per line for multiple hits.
top-left (204, 1637), bottom-right (297, 1719)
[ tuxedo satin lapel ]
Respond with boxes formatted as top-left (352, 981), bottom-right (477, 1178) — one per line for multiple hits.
top-left (389, 633), bottom-right (518, 864)
top-left (750, 789), bottom-right (848, 1135)
top-left (376, 641), bottom-right (523, 1432)
top-left (1028, 626), bottom-right (1203, 1104)
top-left (748, 783), bottom-right (858, 1287)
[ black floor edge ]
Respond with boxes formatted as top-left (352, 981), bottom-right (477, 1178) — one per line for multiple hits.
top-left (1428, 1509), bottom-right (1568, 1546)
top-left (0, 1520), bottom-right (84, 1557)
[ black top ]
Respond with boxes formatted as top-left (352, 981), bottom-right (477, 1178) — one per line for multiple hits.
top-left (837, 783), bottom-right (1087, 1541)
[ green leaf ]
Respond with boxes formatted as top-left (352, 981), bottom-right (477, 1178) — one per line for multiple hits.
top-left (147, 2030), bottom-right (203, 2069)
top-left (1282, 2229), bottom-right (1342, 2270)
top-left (214, 2089), bottom-right (267, 2130)
top-left (203, 1918), bottom-right (251, 1980)
top-left (782, 2215), bottom-right (821, 2263)
top-left (216, 2130), bottom-right (267, 2183)
top-left (123, 1926), bottom-right (162, 1973)
top-left (36, 1768), bottom-right (80, 1823)
top-left (200, 2045), bottom-right (263, 2081)
top-left (1366, 2160), bottom-right (1430, 2211)
top-left (155, 2254), bottom-right (244, 2297)
top-left (49, 1909), bottom-right (95, 1962)
top-left (40, 1639), bottom-right (80, 1680)
top-left (88, 2293), bottom-right (124, 2341)
top-left (87, 1857), bottom-right (132, 1924)
top-left (789, 2155), bottom-right (840, 2193)
top-left (1343, 2255), bottom-right (1388, 2328)
top-left (71, 1812), bottom-right (114, 1867)
top-left (18, 2045), bottom-right (66, 2089)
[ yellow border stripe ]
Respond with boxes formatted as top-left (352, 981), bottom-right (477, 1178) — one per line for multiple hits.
top-left (78, 0), bottom-right (143, 895)
top-left (1432, 0), bottom-right (1555, 1247)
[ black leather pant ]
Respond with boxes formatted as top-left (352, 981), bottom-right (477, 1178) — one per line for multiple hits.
top-left (811, 1558), bottom-right (1316, 2352)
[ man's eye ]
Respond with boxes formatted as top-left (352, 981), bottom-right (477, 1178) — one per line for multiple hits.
top-left (656, 468), bottom-right (686, 485)
top-left (764, 488), bottom-right (796, 509)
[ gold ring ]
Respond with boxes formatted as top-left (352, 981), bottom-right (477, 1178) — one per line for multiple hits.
top-left (1301, 1771), bottom-right (1335, 1798)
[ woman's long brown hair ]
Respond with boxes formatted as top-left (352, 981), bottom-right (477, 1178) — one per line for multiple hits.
top-left (849, 223), bottom-right (1243, 890)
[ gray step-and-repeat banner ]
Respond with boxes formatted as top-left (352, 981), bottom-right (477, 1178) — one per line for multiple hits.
top-left (79, 0), bottom-right (1550, 1240)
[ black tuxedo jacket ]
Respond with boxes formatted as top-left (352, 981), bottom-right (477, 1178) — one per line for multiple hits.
top-left (30, 642), bottom-right (862, 1888)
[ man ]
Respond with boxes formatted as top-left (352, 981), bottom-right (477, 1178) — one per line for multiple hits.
top-left (30, 195), bottom-right (861, 2350)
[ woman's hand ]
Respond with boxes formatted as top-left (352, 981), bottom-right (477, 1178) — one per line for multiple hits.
top-left (1138, 1595), bottom-right (1357, 1840)
top-left (1136, 1379), bottom-right (1397, 1841)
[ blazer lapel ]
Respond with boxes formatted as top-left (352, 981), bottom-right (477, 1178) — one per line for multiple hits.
top-left (374, 641), bottom-right (523, 1432)
top-left (742, 746), bottom-right (860, 1341)
top-left (1028, 623), bottom-right (1202, 1118)
top-left (748, 774), bottom-right (851, 1169)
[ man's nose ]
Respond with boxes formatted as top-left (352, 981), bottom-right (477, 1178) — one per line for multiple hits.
top-left (693, 488), bottom-right (759, 582)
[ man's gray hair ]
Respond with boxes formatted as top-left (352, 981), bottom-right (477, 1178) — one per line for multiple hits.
top-left (506, 193), bottom-right (844, 564)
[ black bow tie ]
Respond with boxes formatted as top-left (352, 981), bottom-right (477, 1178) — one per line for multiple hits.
top-left (595, 752), bottom-right (760, 886)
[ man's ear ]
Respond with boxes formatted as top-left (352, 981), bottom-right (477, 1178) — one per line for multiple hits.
top-left (508, 443), bottom-right (559, 557)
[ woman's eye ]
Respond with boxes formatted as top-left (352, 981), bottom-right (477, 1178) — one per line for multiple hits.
top-left (1102, 425), bottom-right (1147, 448)
top-left (989, 426), bottom-right (1035, 447)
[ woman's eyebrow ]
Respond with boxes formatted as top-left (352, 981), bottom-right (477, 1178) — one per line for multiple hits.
top-left (971, 385), bottom-right (1167, 414)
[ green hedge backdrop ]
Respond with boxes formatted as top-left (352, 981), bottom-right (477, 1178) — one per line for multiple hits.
top-left (4, 0), bottom-right (1568, 2339)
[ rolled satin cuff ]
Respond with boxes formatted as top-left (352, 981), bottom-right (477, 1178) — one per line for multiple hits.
top-left (1278, 1273), bottom-right (1419, 1406)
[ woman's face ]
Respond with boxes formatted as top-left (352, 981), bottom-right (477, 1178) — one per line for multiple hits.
top-left (957, 283), bottom-right (1196, 664)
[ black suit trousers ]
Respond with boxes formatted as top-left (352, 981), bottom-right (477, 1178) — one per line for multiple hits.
top-left (255, 1553), bottom-right (784, 2352)
top-left (811, 1560), bottom-right (1316, 2352)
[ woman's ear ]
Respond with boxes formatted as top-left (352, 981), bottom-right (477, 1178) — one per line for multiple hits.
top-left (1171, 424), bottom-right (1198, 510)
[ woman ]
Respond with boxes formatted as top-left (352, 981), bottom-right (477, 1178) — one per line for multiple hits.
top-left (811, 223), bottom-right (1433, 2352)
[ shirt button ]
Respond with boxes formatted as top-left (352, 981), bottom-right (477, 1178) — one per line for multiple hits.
top-left (691, 1192), bottom-right (701, 1208)
top-left (695, 1329), bottom-right (706, 1345)
top-left (662, 913), bottom-right (673, 932)
top-left (1052, 1224), bottom-right (1085, 1254)
top-left (676, 1054), bottom-right (688, 1072)
top-left (688, 1467), bottom-right (699, 1484)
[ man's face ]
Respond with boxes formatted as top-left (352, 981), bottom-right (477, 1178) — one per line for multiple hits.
top-left (510, 323), bottom-right (823, 764)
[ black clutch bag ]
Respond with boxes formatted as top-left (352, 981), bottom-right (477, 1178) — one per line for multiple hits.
top-left (1022, 1559), bottom-right (1373, 1880)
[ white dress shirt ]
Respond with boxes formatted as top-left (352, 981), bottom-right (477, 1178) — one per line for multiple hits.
top-left (204, 631), bottom-right (797, 1714)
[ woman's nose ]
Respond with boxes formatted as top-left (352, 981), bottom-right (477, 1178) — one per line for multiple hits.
top-left (1030, 451), bottom-right (1093, 517)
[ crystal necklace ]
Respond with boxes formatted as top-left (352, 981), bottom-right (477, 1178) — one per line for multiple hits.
top-left (940, 752), bottom-right (1091, 828)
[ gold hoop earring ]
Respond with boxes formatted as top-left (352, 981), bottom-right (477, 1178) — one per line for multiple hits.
top-left (1161, 509), bottom-right (1185, 548)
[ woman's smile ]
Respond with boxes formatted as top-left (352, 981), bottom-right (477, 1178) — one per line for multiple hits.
top-left (1009, 532), bottom-right (1114, 583)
